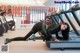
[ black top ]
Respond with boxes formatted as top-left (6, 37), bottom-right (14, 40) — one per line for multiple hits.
top-left (47, 24), bottom-right (61, 34)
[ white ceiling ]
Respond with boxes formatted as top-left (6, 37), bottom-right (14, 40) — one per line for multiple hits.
top-left (0, 0), bottom-right (48, 6)
top-left (0, 0), bottom-right (65, 7)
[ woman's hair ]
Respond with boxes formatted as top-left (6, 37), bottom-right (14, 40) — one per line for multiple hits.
top-left (61, 22), bottom-right (70, 40)
top-left (60, 22), bottom-right (70, 33)
top-left (60, 22), bottom-right (70, 30)
top-left (62, 22), bottom-right (70, 30)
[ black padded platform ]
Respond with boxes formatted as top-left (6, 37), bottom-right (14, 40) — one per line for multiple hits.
top-left (46, 37), bottom-right (80, 48)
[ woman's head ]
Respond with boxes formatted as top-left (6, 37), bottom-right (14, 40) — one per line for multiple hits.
top-left (60, 22), bottom-right (70, 31)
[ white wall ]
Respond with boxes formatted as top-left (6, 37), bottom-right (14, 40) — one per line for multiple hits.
top-left (0, 0), bottom-right (44, 6)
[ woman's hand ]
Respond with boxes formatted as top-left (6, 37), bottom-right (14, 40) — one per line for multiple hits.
top-left (53, 38), bottom-right (60, 42)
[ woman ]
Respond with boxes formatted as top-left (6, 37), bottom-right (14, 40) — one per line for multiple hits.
top-left (5, 22), bottom-right (46, 44)
top-left (46, 22), bottom-right (70, 41)
top-left (5, 16), bottom-right (70, 44)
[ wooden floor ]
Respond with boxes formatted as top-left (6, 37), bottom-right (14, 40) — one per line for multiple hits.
top-left (0, 29), bottom-right (80, 53)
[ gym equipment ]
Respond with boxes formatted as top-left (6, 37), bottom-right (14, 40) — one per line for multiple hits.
top-left (69, 4), bottom-right (80, 26)
top-left (57, 14), bottom-right (64, 23)
top-left (0, 12), bottom-right (9, 33)
top-left (7, 15), bottom-right (15, 31)
top-left (7, 5), bottom-right (15, 31)
top-left (46, 33), bottom-right (80, 49)
top-left (46, 4), bottom-right (80, 50)
top-left (51, 13), bottom-right (65, 24)
top-left (0, 18), bottom-right (5, 36)
top-left (63, 11), bottom-right (80, 36)
top-left (1, 11), bottom-right (15, 31)
top-left (50, 16), bottom-right (57, 25)
top-left (51, 15), bottom-right (59, 24)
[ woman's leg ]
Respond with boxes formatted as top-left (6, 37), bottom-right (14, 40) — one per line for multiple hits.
top-left (46, 29), bottom-right (53, 41)
top-left (5, 22), bottom-right (42, 44)
top-left (10, 30), bottom-right (35, 41)
top-left (5, 30), bottom-right (36, 44)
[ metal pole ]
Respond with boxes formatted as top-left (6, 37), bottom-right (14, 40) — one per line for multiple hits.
top-left (71, 11), bottom-right (80, 26)
top-left (51, 15), bottom-right (57, 25)
top-left (57, 15), bottom-right (64, 23)
top-left (52, 16), bottom-right (59, 24)
top-left (54, 16), bottom-right (59, 24)
top-left (64, 13), bottom-right (80, 36)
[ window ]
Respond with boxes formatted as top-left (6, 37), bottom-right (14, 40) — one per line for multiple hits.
top-left (30, 9), bottom-right (46, 24)
top-left (22, 7), bottom-right (26, 17)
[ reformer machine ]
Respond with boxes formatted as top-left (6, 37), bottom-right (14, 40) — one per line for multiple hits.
top-left (46, 4), bottom-right (80, 49)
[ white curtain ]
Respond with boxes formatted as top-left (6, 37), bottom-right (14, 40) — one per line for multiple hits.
top-left (30, 9), bottom-right (47, 24)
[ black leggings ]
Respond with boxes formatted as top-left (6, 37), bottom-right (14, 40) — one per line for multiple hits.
top-left (10, 30), bottom-right (36, 41)
top-left (10, 30), bottom-right (52, 41)
top-left (10, 22), bottom-right (42, 41)
top-left (9, 22), bottom-right (51, 41)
